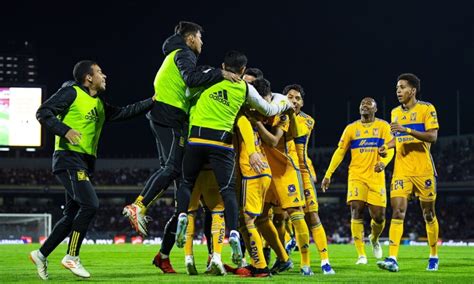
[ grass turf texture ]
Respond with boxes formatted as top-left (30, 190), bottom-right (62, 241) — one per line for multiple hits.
top-left (1, 244), bottom-right (473, 283)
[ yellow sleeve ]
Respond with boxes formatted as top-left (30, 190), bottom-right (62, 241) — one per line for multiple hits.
top-left (324, 147), bottom-right (346, 179)
top-left (425, 104), bottom-right (439, 130)
top-left (276, 114), bottom-right (290, 133)
top-left (306, 157), bottom-right (317, 179)
top-left (380, 122), bottom-right (394, 165)
top-left (289, 113), bottom-right (307, 139)
top-left (325, 125), bottom-right (350, 178)
top-left (380, 148), bottom-right (394, 166)
top-left (237, 115), bottom-right (257, 155)
top-left (337, 125), bottom-right (352, 150)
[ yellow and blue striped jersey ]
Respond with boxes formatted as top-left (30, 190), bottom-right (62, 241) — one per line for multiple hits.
top-left (338, 118), bottom-right (392, 183)
top-left (391, 101), bottom-right (439, 177)
top-left (294, 112), bottom-right (317, 180)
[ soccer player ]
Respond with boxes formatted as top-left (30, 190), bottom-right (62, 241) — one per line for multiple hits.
top-left (322, 97), bottom-right (394, 265)
top-left (234, 78), bottom-right (293, 276)
top-left (30, 60), bottom-right (155, 279)
top-left (122, 21), bottom-right (240, 273)
top-left (174, 51), bottom-right (292, 266)
top-left (174, 50), bottom-right (254, 266)
top-left (377, 73), bottom-right (440, 272)
top-left (184, 168), bottom-right (226, 275)
top-left (255, 101), bottom-right (315, 276)
top-left (285, 84), bottom-right (335, 274)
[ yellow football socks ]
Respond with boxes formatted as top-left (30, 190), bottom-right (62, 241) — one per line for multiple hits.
top-left (388, 218), bottom-right (404, 259)
top-left (351, 219), bottom-right (366, 257)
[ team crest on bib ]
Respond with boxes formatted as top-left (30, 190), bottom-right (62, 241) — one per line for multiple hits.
top-left (355, 130), bottom-right (361, 137)
top-left (411, 112), bottom-right (417, 121)
top-left (77, 170), bottom-right (89, 181)
top-left (372, 128), bottom-right (379, 136)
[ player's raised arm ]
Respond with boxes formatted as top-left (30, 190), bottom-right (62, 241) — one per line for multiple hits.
top-left (321, 126), bottom-right (351, 192)
top-left (255, 118), bottom-right (285, 147)
top-left (246, 85), bottom-right (292, 117)
top-left (236, 114), bottom-right (267, 174)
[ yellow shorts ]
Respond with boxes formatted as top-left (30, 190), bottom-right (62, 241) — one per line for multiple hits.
top-left (264, 168), bottom-right (305, 209)
top-left (347, 179), bottom-right (387, 207)
top-left (301, 172), bottom-right (319, 213)
top-left (390, 175), bottom-right (437, 202)
top-left (188, 170), bottom-right (224, 212)
top-left (241, 174), bottom-right (271, 216)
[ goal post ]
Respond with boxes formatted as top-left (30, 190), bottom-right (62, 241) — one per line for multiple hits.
top-left (0, 213), bottom-right (52, 244)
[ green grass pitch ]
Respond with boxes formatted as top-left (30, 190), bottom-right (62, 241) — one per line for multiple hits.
top-left (1, 244), bottom-right (473, 283)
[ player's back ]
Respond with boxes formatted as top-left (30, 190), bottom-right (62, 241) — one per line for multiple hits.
top-left (391, 101), bottom-right (439, 177)
top-left (262, 114), bottom-right (299, 176)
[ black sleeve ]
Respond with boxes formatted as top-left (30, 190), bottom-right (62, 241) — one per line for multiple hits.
top-left (36, 87), bottom-right (77, 137)
top-left (175, 49), bottom-right (224, 88)
top-left (103, 97), bottom-right (154, 122)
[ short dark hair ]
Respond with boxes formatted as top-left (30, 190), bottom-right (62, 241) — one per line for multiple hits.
top-left (223, 50), bottom-right (247, 74)
top-left (244, 68), bottom-right (264, 79)
top-left (73, 60), bottom-right (97, 83)
top-left (397, 73), bottom-right (420, 94)
top-left (253, 78), bottom-right (272, 98)
top-left (282, 84), bottom-right (305, 98)
top-left (175, 21), bottom-right (203, 38)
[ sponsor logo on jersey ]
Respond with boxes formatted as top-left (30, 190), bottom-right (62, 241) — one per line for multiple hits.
top-left (209, 90), bottom-right (229, 106)
top-left (85, 107), bottom-right (100, 122)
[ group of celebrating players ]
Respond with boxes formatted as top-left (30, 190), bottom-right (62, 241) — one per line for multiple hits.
top-left (29, 20), bottom-right (440, 280)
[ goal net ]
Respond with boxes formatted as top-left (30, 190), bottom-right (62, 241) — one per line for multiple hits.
top-left (0, 213), bottom-right (52, 244)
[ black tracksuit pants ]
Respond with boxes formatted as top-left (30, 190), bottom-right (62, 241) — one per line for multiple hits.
top-left (40, 170), bottom-right (99, 257)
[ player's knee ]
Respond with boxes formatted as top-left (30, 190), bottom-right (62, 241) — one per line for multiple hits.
top-left (350, 207), bottom-right (364, 219)
top-left (373, 215), bottom-right (385, 224)
top-left (163, 164), bottom-right (181, 179)
top-left (273, 214), bottom-right (285, 228)
top-left (423, 209), bottom-right (435, 223)
top-left (306, 212), bottom-right (321, 226)
top-left (392, 207), bottom-right (406, 219)
top-left (255, 216), bottom-right (268, 226)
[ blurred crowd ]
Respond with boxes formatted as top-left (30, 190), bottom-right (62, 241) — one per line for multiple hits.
top-left (1, 136), bottom-right (473, 186)
top-left (1, 197), bottom-right (472, 241)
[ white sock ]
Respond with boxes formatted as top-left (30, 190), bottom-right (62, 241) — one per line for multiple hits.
top-left (230, 230), bottom-right (240, 238)
top-left (160, 252), bottom-right (169, 259)
top-left (321, 259), bottom-right (330, 266)
top-left (429, 255), bottom-right (438, 259)
top-left (389, 256), bottom-right (397, 261)
top-left (212, 252), bottom-right (222, 261)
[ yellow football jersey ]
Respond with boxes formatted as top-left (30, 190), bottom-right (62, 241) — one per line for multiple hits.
top-left (391, 101), bottom-right (439, 177)
top-left (338, 118), bottom-right (393, 183)
top-left (263, 114), bottom-right (299, 174)
top-left (294, 112), bottom-right (317, 180)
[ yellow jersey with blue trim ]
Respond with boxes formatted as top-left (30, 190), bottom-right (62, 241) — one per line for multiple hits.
top-left (391, 101), bottom-right (439, 177)
top-left (294, 112), bottom-right (317, 180)
top-left (338, 118), bottom-right (392, 183)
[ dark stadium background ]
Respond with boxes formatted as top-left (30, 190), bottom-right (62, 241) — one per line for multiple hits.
top-left (2, 1), bottom-right (474, 156)
top-left (1, 1), bottom-right (473, 243)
